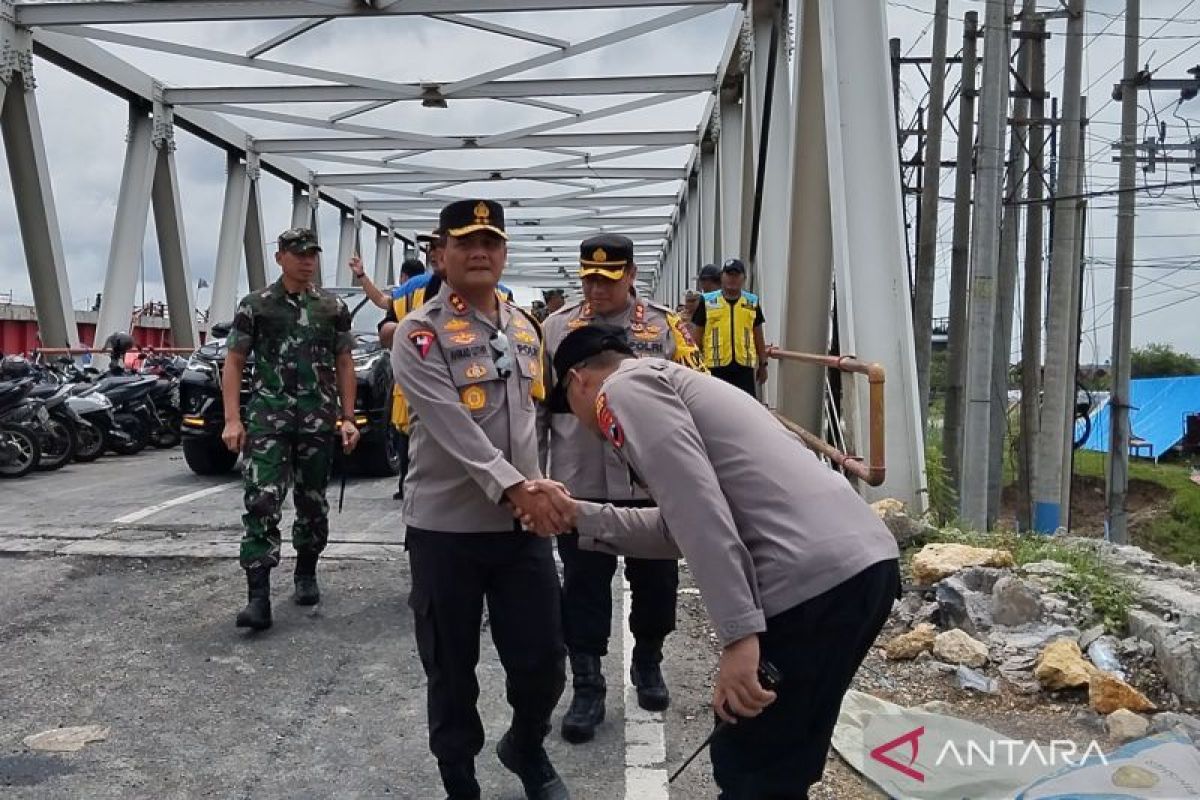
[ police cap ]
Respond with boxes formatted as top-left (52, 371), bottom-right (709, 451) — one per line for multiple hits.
top-left (579, 234), bottom-right (634, 280)
top-left (440, 199), bottom-right (507, 240)
top-left (546, 323), bottom-right (634, 413)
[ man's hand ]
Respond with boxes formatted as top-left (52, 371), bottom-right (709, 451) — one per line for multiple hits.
top-left (713, 634), bottom-right (776, 724)
top-left (756, 363), bottom-right (769, 384)
top-left (222, 419), bottom-right (246, 454)
top-left (505, 480), bottom-right (575, 535)
top-left (349, 255), bottom-right (365, 281)
top-left (340, 419), bottom-right (361, 453)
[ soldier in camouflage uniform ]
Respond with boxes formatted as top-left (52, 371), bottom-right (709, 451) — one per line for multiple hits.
top-left (222, 227), bottom-right (361, 631)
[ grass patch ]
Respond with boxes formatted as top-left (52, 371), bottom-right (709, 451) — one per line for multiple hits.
top-left (917, 526), bottom-right (1135, 635)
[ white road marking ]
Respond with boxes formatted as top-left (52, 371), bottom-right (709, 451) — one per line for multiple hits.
top-left (623, 574), bottom-right (670, 800)
top-left (111, 482), bottom-right (239, 526)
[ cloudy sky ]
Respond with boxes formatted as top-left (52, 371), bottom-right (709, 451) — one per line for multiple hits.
top-left (1, 0), bottom-right (1198, 361)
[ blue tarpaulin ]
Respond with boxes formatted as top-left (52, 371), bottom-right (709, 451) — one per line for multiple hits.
top-left (1077, 375), bottom-right (1200, 460)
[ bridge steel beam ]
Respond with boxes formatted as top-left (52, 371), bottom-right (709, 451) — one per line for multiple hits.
top-left (0, 17), bottom-right (77, 348)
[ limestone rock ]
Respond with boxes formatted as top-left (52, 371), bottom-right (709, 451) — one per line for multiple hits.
top-left (1035, 639), bottom-right (1092, 690)
top-left (871, 499), bottom-right (933, 547)
top-left (912, 543), bottom-right (1015, 585)
top-left (1149, 711), bottom-right (1200, 743)
top-left (1127, 608), bottom-right (1200, 705)
top-left (993, 576), bottom-right (1043, 627)
top-left (885, 623), bottom-right (937, 661)
top-left (1105, 709), bottom-right (1150, 743)
top-left (932, 628), bottom-right (989, 668)
top-left (935, 575), bottom-right (994, 636)
top-left (1090, 670), bottom-right (1157, 714)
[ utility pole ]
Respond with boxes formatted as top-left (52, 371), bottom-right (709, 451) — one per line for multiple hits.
top-left (1032, 0), bottom-right (1086, 534)
top-left (1019, 15), bottom-right (1047, 530)
top-left (913, 0), bottom-right (950, 431)
top-left (943, 11), bottom-right (979, 500)
top-left (988, 1), bottom-right (1033, 526)
top-left (1107, 0), bottom-right (1140, 544)
top-left (960, 0), bottom-right (1013, 529)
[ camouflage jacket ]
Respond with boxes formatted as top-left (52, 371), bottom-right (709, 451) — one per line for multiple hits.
top-left (226, 280), bottom-right (354, 435)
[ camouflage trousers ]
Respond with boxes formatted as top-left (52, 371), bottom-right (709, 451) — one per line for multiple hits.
top-left (239, 432), bottom-right (335, 569)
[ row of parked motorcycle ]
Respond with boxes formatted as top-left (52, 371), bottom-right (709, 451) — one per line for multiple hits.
top-left (0, 333), bottom-right (186, 479)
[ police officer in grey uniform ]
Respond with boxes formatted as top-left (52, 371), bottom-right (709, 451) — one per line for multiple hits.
top-left (391, 200), bottom-right (569, 800)
top-left (528, 325), bottom-right (901, 800)
top-left (540, 234), bottom-right (705, 743)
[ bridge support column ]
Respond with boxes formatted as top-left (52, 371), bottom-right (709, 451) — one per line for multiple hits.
top-left (0, 14), bottom-right (77, 348)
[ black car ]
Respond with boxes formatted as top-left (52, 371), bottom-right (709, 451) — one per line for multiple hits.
top-left (179, 288), bottom-right (400, 477)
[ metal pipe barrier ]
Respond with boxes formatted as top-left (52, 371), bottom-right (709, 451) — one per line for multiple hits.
top-left (767, 347), bottom-right (887, 486)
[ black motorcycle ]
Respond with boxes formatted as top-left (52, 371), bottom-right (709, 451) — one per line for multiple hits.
top-left (0, 376), bottom-right (52, 475)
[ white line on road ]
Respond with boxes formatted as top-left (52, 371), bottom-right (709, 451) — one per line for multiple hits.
top-left (623, 575), bottom-right (670, 800)
top-left (111, 482), bottom-right (239, 526)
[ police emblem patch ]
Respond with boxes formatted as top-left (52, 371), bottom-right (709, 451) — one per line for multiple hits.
top-left (513, 329), bottom-right (536, 344)
top-left (464, 362), bottom-right (487, 380)
top-left (595, 393), bottom-right (624, 448)
top-left (409, 329), bottom-right (435, 360)
top-left (450, 332), bottom-right (478, 345)
top-left (634, 324), bottom-right (662, 341)
top-left (460, 385), bottom-right (486, 411)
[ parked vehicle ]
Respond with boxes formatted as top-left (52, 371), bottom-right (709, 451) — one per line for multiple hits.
top-left (179, 288), bottom-right (400, 476)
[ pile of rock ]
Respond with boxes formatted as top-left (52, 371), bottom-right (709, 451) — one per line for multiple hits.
top-left (872, 501), bottom-right (1200, 745)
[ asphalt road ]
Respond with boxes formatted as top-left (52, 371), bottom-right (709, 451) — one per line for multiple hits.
top-left (0, 449), bottom-right (724, 800)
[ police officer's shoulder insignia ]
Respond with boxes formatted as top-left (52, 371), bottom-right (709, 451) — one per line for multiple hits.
top-left (443, 317), bottom-right (470, 332)
top-left (460, 385), bottom-right (487, 411)
top-left (447, 293), bottom-right (469, 315)
top-left (409, 328), bottom-right (436, 359)
top-left (464, 362), bottom-right (487, 380)
top-left (595, 392), bottom-right (624, 449)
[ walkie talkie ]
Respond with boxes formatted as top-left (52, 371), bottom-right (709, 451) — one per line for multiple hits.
top-left (668, 660), bottom-right (783, 783)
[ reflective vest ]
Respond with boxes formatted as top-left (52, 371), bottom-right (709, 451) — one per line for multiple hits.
top-left (701, 290), bottom-right (760, 368)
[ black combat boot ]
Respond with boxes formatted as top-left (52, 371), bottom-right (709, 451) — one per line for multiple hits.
top-left (293, 553), bottom-right (320, 606)
top-left (437, 760), bottom-right (480, 800)
top-left (560, 653), bottom-right (605, 744)
top-left (496, 728), bottom-right (569, 800)
top-left (235, 566), bottom-right (272, 630)
top-left (630, 639), bottom-right (670, 712)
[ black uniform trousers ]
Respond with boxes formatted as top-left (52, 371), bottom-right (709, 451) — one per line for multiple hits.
top-left (710, 365), bottom-right (758, 399)
top-left (406, 527), bottom-right (566, 763)
top-left (556, 499), bottom-right (678, 663)
top-left (710, 558), bottom-right (900, 800)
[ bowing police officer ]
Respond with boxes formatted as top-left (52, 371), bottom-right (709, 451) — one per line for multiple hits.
top-left (390, 200), bottom-right (569, 800)
top-left (540, 234), bottom-right (704, 744)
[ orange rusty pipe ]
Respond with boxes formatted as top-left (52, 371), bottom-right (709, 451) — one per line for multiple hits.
top-left (767, 347), bottom-right (887, 486)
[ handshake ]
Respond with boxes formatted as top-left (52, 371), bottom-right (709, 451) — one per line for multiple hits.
top-left (504, 479), bottom-right (578, 536)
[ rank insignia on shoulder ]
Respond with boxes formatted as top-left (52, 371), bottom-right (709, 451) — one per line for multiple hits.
top-left (464, 362), bottom-right (487, 379)
top-left (595, 393), bottom-right (624, 449)
top-left (409, 329), bottom-right (436, 360)
top-left (450, 332), bottom-right (478, 345)
top-left (460, 385), bottom-right (487, 411)
top-left (447, 293), bottom-right (469, 315)
top-left (443, 318), bottom-right (470, 332)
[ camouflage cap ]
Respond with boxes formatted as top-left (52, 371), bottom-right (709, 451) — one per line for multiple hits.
top-left (277, 227), bottom-right (322, 254)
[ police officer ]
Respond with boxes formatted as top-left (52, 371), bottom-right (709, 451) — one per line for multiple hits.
top-left (222, 227), bottom-right (361, 631)
top-left (391, 200), bottom-right (569, 800)
top-left (691, 258), bottom-right (769, 398)
top-left (526, 325), bottom-right (900, 799)
top-left (540, 234), bottom-right (704, 744)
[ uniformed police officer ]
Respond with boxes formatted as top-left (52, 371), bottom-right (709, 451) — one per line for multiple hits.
top-left (222, 227), bottom-right (361, 631)
top-left (526, 325), bottom-right (901, 799)
top-left (540, 234), bottom-right (704, 744)
top-left (391, 200), bottom-right (570, 800)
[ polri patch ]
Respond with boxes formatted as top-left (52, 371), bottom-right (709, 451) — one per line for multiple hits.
top-left (409, 328), bottom-right (436, 360)
top-left (595, 392), bottom-right (624, 449)
top-left (460, 385), bottom-right (487, 411)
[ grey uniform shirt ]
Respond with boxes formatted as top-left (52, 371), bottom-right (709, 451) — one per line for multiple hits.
top-left (391, 283), bottom-right (543, 532)
top-left (574, 359), bottom-right (899, 646)
top-left (540, 295), bottom-right (703, 500)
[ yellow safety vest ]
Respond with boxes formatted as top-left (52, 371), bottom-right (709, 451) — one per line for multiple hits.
top-left (701, 291), bottom-right (760, 368)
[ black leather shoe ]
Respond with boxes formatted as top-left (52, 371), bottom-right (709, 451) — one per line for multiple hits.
top-left (496, 730), bottom-right (570, 800)
top-left (630, 661), bottom-right (670, 712)
top-left (560, 654), bottom-right (605, 743)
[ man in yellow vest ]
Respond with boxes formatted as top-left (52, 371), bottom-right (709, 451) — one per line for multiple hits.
top-left (691, 258), bottom-right (769, 398)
